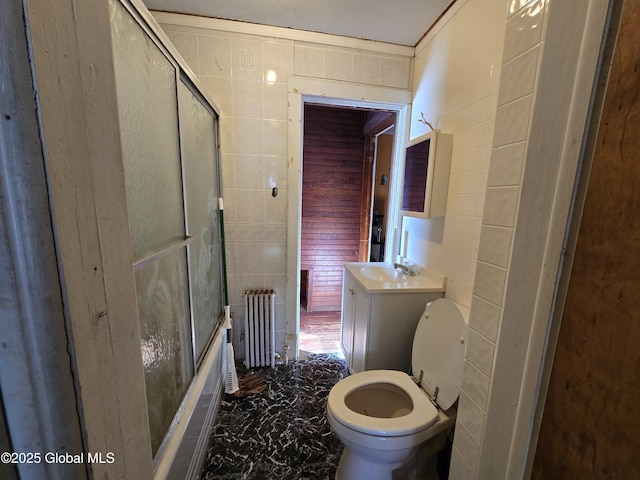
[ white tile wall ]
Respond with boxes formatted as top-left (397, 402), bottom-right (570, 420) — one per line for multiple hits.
top-left (450, 0), bottom-right (549, 477)
top-left (457, 391), bottom-right (486, 441)
top-left (407, 0), bottom-right (506, 312)
top-left (492, 95), bottom-right (533, 146)
top-left (469, 295), bottom-right (501, 342)
top-left (293, 45), bottom-right (323, 77)
top-left (477, 225), bottom-right (512, 267)
top-left (198, 34), bottom-right (231, 77)
top-left (450, 446), bottom-right (476, 480)
top-left (487, 142), bottom-right (526, 186)
top-left (324, 50), bottom-right (352, 82)
top-left (498, 46), bottom-right (539, 105)
top-left (453, 419), bottom-right (481, 471)
top-left (352, 54), bottom-right (381, 84)
top-left (165, 30), bottom-right (199, 72)
top-left (461, 360), bottom-right (491, 411)
top-left (482, 186), bottom-right (520, 227)
top-left (502, 0), bottom-right (545, 62)
top-left (465, 328), bottom-right (496, 378)
top-left (293, 43), bottom-right (411, 89)
top-left (263, 82), bottom-right (288, 119)
top-left (473, 261), bottom-right (507, 307)
top-left (380, 57), bottom-right (411, 89)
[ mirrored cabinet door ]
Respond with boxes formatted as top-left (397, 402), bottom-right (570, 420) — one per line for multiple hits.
top-left (400, 131), bottom-right (453, 219)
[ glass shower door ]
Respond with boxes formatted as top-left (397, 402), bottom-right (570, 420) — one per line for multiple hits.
top-left (111, 0), bottom-right (223, 456)
top-left (178, 81), bottom-right (224, 363)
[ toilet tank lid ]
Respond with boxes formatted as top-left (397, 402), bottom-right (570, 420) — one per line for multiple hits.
top-left (412, 298), bottom-right (467, 411)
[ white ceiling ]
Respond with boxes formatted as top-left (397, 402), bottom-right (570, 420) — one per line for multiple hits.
top-left (142, 0), bottom-right (455, 47)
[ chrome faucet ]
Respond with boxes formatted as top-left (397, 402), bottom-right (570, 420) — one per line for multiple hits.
top-left (393, 262), bottom-right (417, 276)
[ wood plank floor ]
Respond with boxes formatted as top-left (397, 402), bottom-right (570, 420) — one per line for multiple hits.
top-left (299, 311), bottom-right (342, 355)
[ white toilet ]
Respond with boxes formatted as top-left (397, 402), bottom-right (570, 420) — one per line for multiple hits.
top-left (327, 298), bottom-right (467, 480)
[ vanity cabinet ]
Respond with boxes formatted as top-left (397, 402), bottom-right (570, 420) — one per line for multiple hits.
top-left (341, 275), bottom-right (370, 374)
top-left (340, 268), bottom-right (444, 374)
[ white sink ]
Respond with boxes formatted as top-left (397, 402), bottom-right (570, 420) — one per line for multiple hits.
top-left (359, 265), bottom-right (407, 284)
top-left (345, 262), bottom-right (446, 293)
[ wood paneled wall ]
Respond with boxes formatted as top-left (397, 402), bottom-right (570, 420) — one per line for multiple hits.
top-left (301, 105), bottom-right (366, 311)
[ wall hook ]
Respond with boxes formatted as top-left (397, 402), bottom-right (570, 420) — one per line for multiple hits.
top-left (418, 112), bottom-right (435, 131)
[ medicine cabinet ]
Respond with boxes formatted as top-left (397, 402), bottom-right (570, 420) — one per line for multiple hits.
top-left (400, 130), bottom-right (453, 219)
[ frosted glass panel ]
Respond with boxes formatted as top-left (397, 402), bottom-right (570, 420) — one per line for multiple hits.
top-left (135, 249), bottom-right (193, 455)
top-left (111, 0), bottom-right (185, 262)
top-left (178, 82), bottom-right (224, 360)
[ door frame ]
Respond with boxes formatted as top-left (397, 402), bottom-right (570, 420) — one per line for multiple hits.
top-left (286, 77), bottom-right (412, 357)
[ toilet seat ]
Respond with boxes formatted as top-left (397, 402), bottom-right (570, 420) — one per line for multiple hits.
top-left (327, 370), bottom-right (438, 437)
top-left (411, 299), bottom-right (467, 411)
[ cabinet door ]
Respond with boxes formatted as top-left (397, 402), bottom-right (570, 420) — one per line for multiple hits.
top-left (351, 284), bottom-right (370, 374)
top-left (401, 131), bottom-right (453, 219)
top-left (340, 275), bottom-right (356, 364)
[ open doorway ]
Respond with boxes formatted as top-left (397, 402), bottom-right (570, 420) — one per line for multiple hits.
top-left (298, 103), bottom-right (397, 355)
top-left (371, 127), bottom-right (395, 262)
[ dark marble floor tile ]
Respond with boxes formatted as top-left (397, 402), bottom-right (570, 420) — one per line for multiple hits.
top-left (200, 354), bottom-right (349, 480)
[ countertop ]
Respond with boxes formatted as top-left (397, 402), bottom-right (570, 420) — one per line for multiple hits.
top-left (344, 262), bottom-right (447, 294)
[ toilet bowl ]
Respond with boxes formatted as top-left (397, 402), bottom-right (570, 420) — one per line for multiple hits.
top-left (327, 298), bottom-right (467, 480)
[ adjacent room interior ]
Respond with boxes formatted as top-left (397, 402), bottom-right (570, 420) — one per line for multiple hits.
top-left (298, 103), bottom-right (396, 354)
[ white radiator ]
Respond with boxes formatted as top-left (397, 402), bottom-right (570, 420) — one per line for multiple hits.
top-left (243, 289), bottom-right (276, 368)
